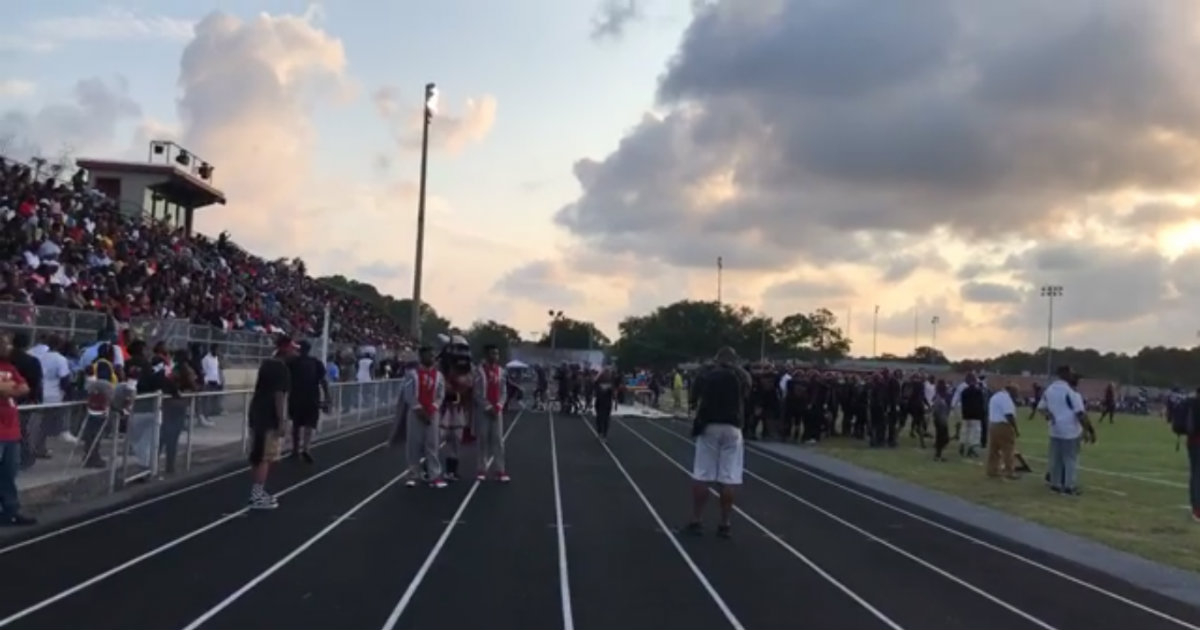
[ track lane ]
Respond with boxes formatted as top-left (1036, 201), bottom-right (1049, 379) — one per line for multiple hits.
top-left (557, 413), bottom-right (730, 630)
top-left (0, 423), bottom-right (392, 628)
top-left (620, 418), bottom-right (1053, 630)
top-left (651, 418), bottom-right (1200, 630)
top-left (5, 430), bottom-right (405, 630)
top-left (390, 411), bottom-right (560, 630)
top-left (603, 415), bottom-right (893, 630)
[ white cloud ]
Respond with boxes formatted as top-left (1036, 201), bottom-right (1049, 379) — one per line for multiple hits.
top-left (372, 85), bottom-right (497, 155)
top-left (0, 80), bottom-right (35, 98)
top-left (0, 7), bottom-right (195, 53)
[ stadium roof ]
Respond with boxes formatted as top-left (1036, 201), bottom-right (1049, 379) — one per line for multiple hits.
top-left (76, 158), bottom-right (227, 208)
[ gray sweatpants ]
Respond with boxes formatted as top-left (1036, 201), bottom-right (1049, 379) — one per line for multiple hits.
top-left (1047, 436), bottom-right (1081, 490)
top-left (406, 413), bottom-right (441, 479)
top-left (476, 412), bottom-right (506, 474)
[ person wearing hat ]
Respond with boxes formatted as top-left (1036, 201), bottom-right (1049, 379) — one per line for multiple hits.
top-left (403, 345), bottom-right (446, 488)
top-left (245, 335), bottom-right (298, 509)
top-left (286, 340), bottom-right (331, 464)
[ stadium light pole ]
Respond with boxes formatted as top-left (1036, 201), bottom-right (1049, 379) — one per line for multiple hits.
top-left (1040, 285), bottom-right (1064, 376)
top-left (872, 305), bottom-right (880, 357)
top-left (409, 82), bottom-right (438, 343)
top-left (548, 310), bottom-right (564, 351)
top-left (930, 315), bottom-right (940, 350)
top-left (716, 256), bottom-right (723, 305)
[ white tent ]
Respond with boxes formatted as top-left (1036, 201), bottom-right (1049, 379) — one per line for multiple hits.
top-left (505, 359), bottom-right (529, 369)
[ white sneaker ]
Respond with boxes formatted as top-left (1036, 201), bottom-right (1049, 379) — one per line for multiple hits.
top-left (249, 491), bottom-right (279, 510)
top-left (58, 431), bottom-right (79, 445)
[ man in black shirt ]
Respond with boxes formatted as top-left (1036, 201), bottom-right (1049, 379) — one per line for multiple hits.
top-left (685, 347), bottom-right (750, 539)
top-left (246, 335), bottom-right (296, 509)
top-left (286, 340), bottom-right (330, 464)
top-left (592, 367), bottom-right (618, 440)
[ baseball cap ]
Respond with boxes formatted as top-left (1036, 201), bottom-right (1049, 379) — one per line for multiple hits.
top-left (275, 334), bottom-right (298, 351)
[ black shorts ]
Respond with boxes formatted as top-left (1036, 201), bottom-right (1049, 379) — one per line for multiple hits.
top-left (289, 404), bottom-right (321, 428)
top-left (248, 426), bottom-right (280, 465)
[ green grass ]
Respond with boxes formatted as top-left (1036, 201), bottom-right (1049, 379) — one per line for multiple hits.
top-left (817, 414), bottom-right (1200, 573)
top-left (651, 397), bottom-right (1200, 571)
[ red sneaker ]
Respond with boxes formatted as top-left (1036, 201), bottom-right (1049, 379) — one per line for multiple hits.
top-left (430, 478), bottom-right (448, 489)
top-left (1192, 508), bottom-right (1200, 523)
top-left (497, 472), bottom-right (511, 483)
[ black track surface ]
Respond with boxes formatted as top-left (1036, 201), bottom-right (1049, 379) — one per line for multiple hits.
top-left (1, 411), bottom-right (1197, 630)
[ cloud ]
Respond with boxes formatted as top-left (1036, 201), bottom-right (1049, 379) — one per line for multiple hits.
top-left (590, 0), bottom-right (645, 42)
top-left (177, 10), bottom-right (351, 253)
top-left (0, 80), bottom-right (35, 98)
top-left (372, 85), bottom-right (497, 155)
top-left (0, 7), bottom-right (195, 53)
top-left (0, 76), bottom-right (141, 159)
top-left (554, 0), bottom-right (1200, 279)
top-left (960, 281), bottom-right (1022, 304)
top-left (492, 260), bottom-right (584, 308)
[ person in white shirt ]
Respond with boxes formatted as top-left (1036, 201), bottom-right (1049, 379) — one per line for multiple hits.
top-left (1037, 366), bottom-right (1096, 495)
top-left (356, 350), bottom-right (375, 409)
top-left (199, 344), bottom-right (222, 427)
top-left (30, 336), bottom-right (77, 453)
top-left (986, 383), bottom-right (1020, 478)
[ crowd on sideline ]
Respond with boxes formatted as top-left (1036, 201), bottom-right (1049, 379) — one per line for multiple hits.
top-left (669, 353), bottom-right (1200, 532)
top-left (0, 157), bottom-right (411, 349)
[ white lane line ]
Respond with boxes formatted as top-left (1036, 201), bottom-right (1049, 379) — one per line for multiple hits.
top-left (548, 410), bottom-right (575, 630)
top-left (0, 419), bottom-right (392, 557)
top-left (379, 409), bottom-right (525, 630)
top-left (1021, 456), bottom-right (1188, 488)
top-left (179, 438), bottom-right (447, 630)
top-left (614, 420), bottom-right (902, 630)
top-left (182, 468), bottom-right (414, 630)
top-left (579, 415), bottom-right (744, 630)
top-left (650, 420), bottom-right (1200, 630)
top-left (0, 439), bottom-right (390, 629)
top-left (631, 421), bottom-right (1057, 630)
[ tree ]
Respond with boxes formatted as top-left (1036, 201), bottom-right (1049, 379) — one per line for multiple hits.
top-left (537, 317), bottom-right (611, 350)
top-left (466, 320), bottom-right (522, 359)
top-left (318, 275), bottom-right (452, 341)
top-left (908, 346), bottom-right (949, 365)
top-left (773, 308), bottom-right (851, 360)
top-left (611, 300), bottom-right (759, 370)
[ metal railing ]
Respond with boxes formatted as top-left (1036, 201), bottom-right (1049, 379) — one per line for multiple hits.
top-left (0, 302), bottom-right (111, 347)
top-left (17, 378), bottom-right (404, 511)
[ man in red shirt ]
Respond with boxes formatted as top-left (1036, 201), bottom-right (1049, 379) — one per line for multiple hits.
top-left (0, 333), bottom-right (34, 526)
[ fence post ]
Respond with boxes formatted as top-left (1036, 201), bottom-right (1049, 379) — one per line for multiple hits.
top-left (150, 394), bottom-right (163, 477)
top-left (185, 395), bottom-right (196, 472)
top-left (240, 391), bottom-right (250, 455)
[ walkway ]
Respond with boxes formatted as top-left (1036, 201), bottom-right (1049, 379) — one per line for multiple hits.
top-left (1, 410), bottom-right (1197, 630)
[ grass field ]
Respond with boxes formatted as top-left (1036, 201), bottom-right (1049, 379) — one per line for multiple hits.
top-left (652, 398), bottom-right (1200, 573)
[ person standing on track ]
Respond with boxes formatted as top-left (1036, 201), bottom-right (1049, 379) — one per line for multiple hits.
top-left (246, 335), bottom-right (296, 510)
top-left (592, 366), bottom-right (618, 440)
top-left (474, 344), bottom-right (510, 482)
top-left (684, 346), bottom-right (750, 539)
top-left (287, 340), bottom-right (330, 464)
top-left (405, 346), bottom-right (446, 488)
top-left (0, 333), bottom-right (34, 526)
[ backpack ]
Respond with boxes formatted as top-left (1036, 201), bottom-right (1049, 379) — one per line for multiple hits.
top-left (1169, 397), bottom-right (1196, 438)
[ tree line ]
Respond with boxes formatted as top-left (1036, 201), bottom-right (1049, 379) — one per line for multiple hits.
top-left (320, 276), bottom-right (1200, 387)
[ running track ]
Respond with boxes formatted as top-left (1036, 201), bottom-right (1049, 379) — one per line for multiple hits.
top-left (1, 410), bottom-right (1198, 630)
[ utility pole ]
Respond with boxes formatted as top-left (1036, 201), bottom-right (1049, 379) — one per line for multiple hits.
top-left (872, 305), bottom-right (879, 357)
top-left (409, 82), bottom-right (438, 343)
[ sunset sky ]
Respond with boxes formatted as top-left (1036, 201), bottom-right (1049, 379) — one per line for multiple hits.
top-left (5, 0), bottom-right (1200, 359)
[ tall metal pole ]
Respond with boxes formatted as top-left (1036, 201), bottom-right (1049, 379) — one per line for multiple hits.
top-left (319, 302), bottom-right (331, 365)
top-left (759, 324), bottom-right (766, 362)
top-left (410, 82), bottom-right (436, 343)
top-left (716, 256), bottom-right (723, 305)
top-left (1041, 285), bottom-right (1063, 376)
top-left (930, 315), bottom-right (940, 353)
top-left (872, 305), bottom-right (879, 357)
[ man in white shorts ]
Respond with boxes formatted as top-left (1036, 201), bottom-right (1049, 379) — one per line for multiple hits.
top-left (684, 347), bottom-right (751, 539)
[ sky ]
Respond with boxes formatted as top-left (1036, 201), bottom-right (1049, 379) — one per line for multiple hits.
top-left (5, 1), bottom-right (1200, 360)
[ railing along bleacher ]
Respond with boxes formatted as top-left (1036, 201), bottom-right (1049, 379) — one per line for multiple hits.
top-left (17, 378), bottom-right (404, 511)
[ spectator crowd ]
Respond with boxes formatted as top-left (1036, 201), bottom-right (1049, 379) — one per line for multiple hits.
top-left (0, 156), bottom-right (410, 349)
